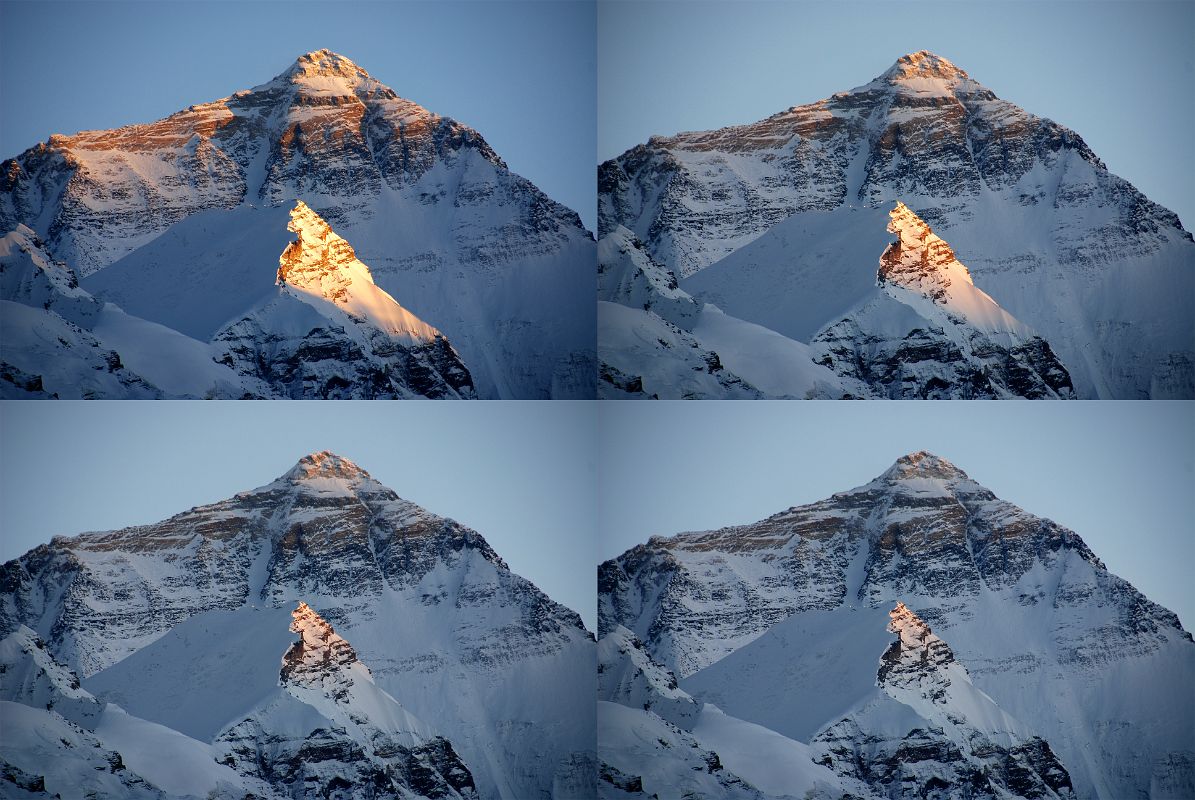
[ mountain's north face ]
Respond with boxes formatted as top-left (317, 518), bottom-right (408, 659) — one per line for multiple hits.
top-left (0, 451), bottom-right (596, 799)
top-left (1, 49), bottom-right (595, 399)
top-left (598, 50), bottom-right (1195, 399)
top-left (598, 451), bottom-right (1194, 799)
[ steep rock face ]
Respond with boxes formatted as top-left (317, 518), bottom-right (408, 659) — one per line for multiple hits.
top-left (215, 602), bottom-right (478, 800)
top-left (599, 451), bottom-right (1194, 798)
top-left (600, 50), bottom-right (1195, 398)
top-left (211, 201), bottom-right (476, 399)
top-left (2, 49), bottom-right (595, 399)
top-left (280, 601), bottom-right (362, 692)
top-left (810, 202), bottom-right (1075, 399)
top-left (1, 451), bottom-right (594, 800)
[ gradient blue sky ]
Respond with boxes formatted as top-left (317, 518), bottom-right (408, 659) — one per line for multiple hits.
top-left (599, 1), bottom-right (1195, 230)
top-left (0, 402), bottom-right (598, 631)
top-left (0, 1), bottom-right (596, 231)
top-left (598, 402), bottom-right (1195, 632)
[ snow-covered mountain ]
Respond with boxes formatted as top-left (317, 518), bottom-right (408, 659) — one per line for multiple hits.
top-left (0, 204), bottom-right (473, 399)
top-left (599, 50), bottom-right (1194, 398)
top-left (598, 451), bottom-right (1194, 798)
top-left (1, 451), bottom-right (595, 799)
top-left (2, 48), bottom-right (595, 398)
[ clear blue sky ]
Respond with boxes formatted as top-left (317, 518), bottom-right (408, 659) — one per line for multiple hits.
top-left (599, 0), bottom-right (1195, 231)
top-left (0, 0), bottom-right (596, 232)
top-left (0, 402), bottom-right (598, 632)
top-left (598, 402), bottom-right (1195, 632)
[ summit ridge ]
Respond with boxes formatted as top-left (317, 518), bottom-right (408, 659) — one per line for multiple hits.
top-left (878, 50), bottom-right (971, 83)
top-left (284, 450), bottom-right (371, 483)
top-left (283, 48), bottom-right (370, 81)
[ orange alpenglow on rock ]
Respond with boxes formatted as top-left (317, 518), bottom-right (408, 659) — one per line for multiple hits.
top-left (281, 601), bottom-right (365, 689)
top-left (275, 200), bottom-right (441, 345)
top-left (878, 201), bottom-right (968, 303)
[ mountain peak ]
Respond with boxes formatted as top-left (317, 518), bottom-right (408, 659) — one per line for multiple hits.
top-left (882, 50), bottom-right (969, 83)
top-left (285, 451), bottom-right (370, 483)
top-left (275, 200), bottom-right (443, 344)
top-left (882, 451), bottom-right (970, 482)
top-left (878, 201), bottom-right (971, 303)
top-left (877, 601), bottom-right (957, 692)
top-left (284, 49), bottom-right (370, 82)
top-left (277, 200), bottom-right (361, 290)
top-left (281, 601), bottom-right (366, 690)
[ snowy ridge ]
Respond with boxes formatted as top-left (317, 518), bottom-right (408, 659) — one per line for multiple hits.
top-left (596, 225), bottom-right (853, 399)
top-left (0, 627), bottom-right (276, 798)
top-left (0, 225), bottom-right (272, 399)
top-left (597, 625), bottom-right (699, 730)
top-left (596, 618), bottom-right (865, 798)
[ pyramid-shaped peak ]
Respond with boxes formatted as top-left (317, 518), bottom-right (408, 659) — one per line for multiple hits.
top-left (285, 49), bottom-right (370, 81)
top-left (281, 601), bottom-right (365, 687)
top-left (286, 451), bottom-right (370, 482)
top-left (878, 600), bottom-right (958, 688)
top-left (277, 200), bottom-right (359, 287)
top-left (883, 51), bottom-right (969, 82)
top-left (878, 201), bottom-right (974, 302)
top-left (882, 451), bottom-right (970, 482)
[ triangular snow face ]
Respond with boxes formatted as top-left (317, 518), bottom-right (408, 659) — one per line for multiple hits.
top-left (210, 201), bottom-right (477, 399)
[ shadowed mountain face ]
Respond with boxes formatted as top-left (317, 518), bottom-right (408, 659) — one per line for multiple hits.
top-left (2, 49), bottom-right (596, 399)
top-left (1, 451), bottom-right (596, 800)
top-left (599, 452), bottom-right (1194, 798)
top-left (599, 51), bottom-right (1195, 398)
